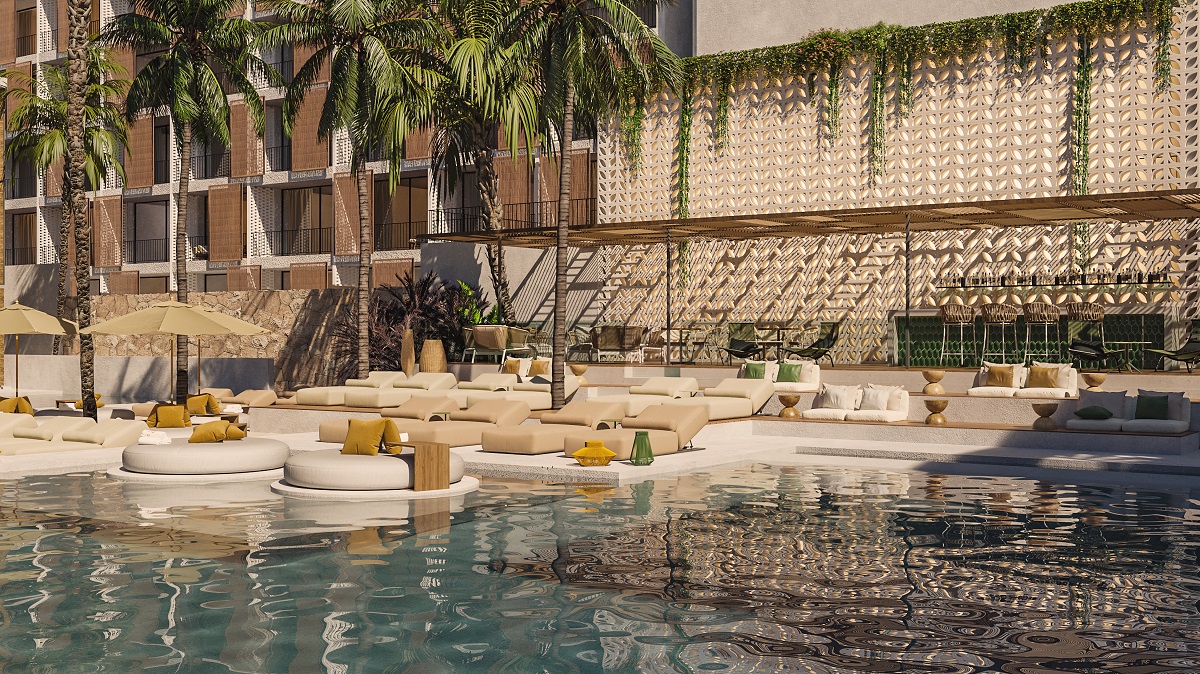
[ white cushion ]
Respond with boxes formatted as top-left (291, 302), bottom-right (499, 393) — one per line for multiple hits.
top-left (818, 384), bottom-right (862, 411)
top-left (864, 384), bottom-right (905, 411)
top-left (801, 408), bottom-right (848, 421)
top-left (966, 387), bottom-right (1018, 398)
top-left (859, 387), bottom-right (891, 411)
top-left (283, 448), bottom-right (465, 490)
top-left (1014, 388), bottom-right (1071, 399)
top-left (1121, 419), bottom-right (1190, 434)
top-left (844, 409), bottom-right (907, 423)
top-left (124, 437), bottom-right (291, 474)
top-left (774, 381), bottom-right (820, 393)
top-left (628, 377), bottom-right (698, 397)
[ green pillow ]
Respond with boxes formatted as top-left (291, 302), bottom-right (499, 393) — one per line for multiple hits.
top-left (777, 362), bottom-right (804, 383)
top-left (743, 361), bottom-right (766, 379)
top-left (1074, 405), bottom-right (1113, 420)
top-left (1135, 395), bottom-right (1169, 420)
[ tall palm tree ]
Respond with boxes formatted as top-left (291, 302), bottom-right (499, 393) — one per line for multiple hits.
top-left (430, 0), bottom-right (540, 325)
top-left (502, 0), bottom-right (678, 407)
top-left (5, 50), bottom-right (128, 355)
top-left (261, 0), bottom-right (440, 379)
top-left (100, 0), bottom-right (268, 402)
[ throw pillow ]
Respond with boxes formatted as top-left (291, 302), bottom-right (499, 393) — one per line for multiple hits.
top-left (982, 361), bottom-right (1026, 387)
top-left (148, 404), bottom-right (191, 428)
top-left (1033, 361), bottom-right (1072, 388)
top-left (985, 364), bottom-right (1015, 387)
top-left (527, 359), bottom-right (551, 377)
top-left (342, 419), bottom-right (388, 456)
top-left (73, 394), bottom-right (103, 409)
top-left (819, 384), bottom-right (862, 410)
top-left (186, 394), bottom-right (221, 416)
top-left (189, 420), bottom-right (231, 443)
top-left (1077, 389), bottom-right (1129, 418)
top-left (225, 423), bottom-right (247, 440)
top-left (742, 361), bottom-right (767, 379)
top-left (866, 384), bottom-right (904, 410)
top-left (776, 362), bottom-right (804, 383)
top-left (0, 397), bottom-right (31, 415)
top-left (1025, 366), bottom-right (1060, 390)
top-left (1135, 395), bottom-right (1170, 420)
top-left (1137, 389), bottom-right (1185, 420)
top-left (1075, 405), bottom-right (1114, 420)
top-left (501, 358), bottom-right (524, 376)
top-left (859, 387), bottom-right (891, 411)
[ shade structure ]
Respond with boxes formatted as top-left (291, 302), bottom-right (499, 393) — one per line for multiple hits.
top-left (81, 301), bottom-right (266, 398)
top-left (0, 302), bottom-right (78, 397)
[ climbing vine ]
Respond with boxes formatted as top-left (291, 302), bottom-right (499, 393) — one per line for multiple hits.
top-left (1071, 31), bottom-right (1095, 272)
top-left (620, 97), bottom-right (645, 172)
top-left (676, 88), bottom-right (693, 220)
top-left (712, 73), bottom-right (732, 151)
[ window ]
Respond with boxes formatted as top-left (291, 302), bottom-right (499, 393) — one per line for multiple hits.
top-left (266, 106), bottom-right (291, 171)
top-left (277, 186), bottom-right (332, 254)
top-left (203, 274), bottom-right (227, 291)
top-left (6, 213), bottom-right (37, 265)
top-left (374, 174), bottom-right (429, 250)
top-left (15, 9), bottom-right (36, 57)
top-left (7, 156), bottom-right (37, 199)
top-left (128, 201), bottom-right (169, 263)
top-left (153, 123), bottom-right (170, 184)
top-left (277, 270), bottom-right (290, 290)
top-left (139, 276), bottom-right (169, 293)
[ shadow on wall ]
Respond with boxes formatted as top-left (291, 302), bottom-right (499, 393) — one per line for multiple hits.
top-left (5, 264), bottom-right (63, 355)
top-left (274, 288), bottom-right (355, 391)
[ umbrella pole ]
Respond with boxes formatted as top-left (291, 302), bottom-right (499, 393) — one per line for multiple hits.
top-left (196, 343), bottom-right (201, 395)
top-left (14, 334), bottom-right (18, 398)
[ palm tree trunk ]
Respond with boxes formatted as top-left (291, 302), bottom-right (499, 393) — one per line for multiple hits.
top-left (551, 79), bottom-right (575, 409)
top-left (66, 0), bottom-right (94, 419)
top-left (175, 121), bottom-right (191, 402)
top-left (54, 171), bottom-right (72, 355)
top-left (355, 148), bottom-right (371, 379)
top-left (474, 147), bottom-right (513, 324)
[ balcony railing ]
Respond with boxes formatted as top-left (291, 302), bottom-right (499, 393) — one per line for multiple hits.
top-left (153, 157), bottom-right (170, 184)
top-left (124, 238), bottom-right (169, 263)
top-left (6, 177), bottom-right (37, 200)
top-left (15, 34), bottom-right (35, 57)
top-left (266, 227), bottom-right (332, 255)
top-left (375, 221), bottom-right (429, 251)
top-left (435, 198), bottom-right (596, 234)
top-left (266, 57), bottom-right (293, 85)
top-left (266, 144), bottom-right (291, 172)
top-left (193, 152), bottom-right (229, 179)
top-left (4, 247), bottom-right (37, 265)
top-left (188, 235), bottom-right (209, 260)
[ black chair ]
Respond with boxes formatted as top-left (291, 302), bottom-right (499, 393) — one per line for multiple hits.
top-left (721, 323), bottom-right (763, 363)
top-left (785, 320), bottom-right (842, 367)
top-left (1148, 319), bottom-right (1200, 372)
top-left (1067, 338), bottom-right (1122, 369)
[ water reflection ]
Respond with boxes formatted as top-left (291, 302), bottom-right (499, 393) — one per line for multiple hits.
top-left (0, 466), bottom-right (1192, 672)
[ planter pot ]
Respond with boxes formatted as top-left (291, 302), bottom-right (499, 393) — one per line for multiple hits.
top-left (419, 339), bottom-right (448, 373)
top-left (401, 329), bottom-right (416, 376)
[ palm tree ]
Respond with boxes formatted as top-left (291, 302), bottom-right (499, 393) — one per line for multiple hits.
top-left (100, 0), bottom-right (268, 402)
top-left (5, 50), bottom-right (128, 355)
top-left (261, 0), bottom-right (440, 379)
top-left (502, 0), bottom-right (678, 407)
top-left (430, 0), bottom-right (541, 325)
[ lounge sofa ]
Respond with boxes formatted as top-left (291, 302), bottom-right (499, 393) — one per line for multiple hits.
top-left (966, 361), bottom-right (1079, 398)
top-left (1065, 389), bottom-right (1192, 433)
top-left (343, 373), bottom-right (458, 408)
top-left (562, 404), bottom-right (708, 461)
top-left (662, 378), bottom-right (775, 420)
top-left (740, 359), bottom-right (822, 393)
top-left (801, 383), bottom-right (909, 423)
top-left (0, 419), bottom-right (144, 455)
top-left (590, 377), bottom-right (700, 416)
top-left (481, 400), bottom-right (628, 455)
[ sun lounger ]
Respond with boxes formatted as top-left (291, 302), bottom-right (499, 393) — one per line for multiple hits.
top-left (200, 388), bottom-right (236, 400)
top-left (343, 373), bottom-right (457, 408)
top-left (0, 412), bottom-right (37, 437)
top-left (481, 400), bottom-right (627, 455)
top-left (590, 376), bottom-right (700, 416)
top-left (462, 373), bottom-right (581, 410)
top-left (663, 378), bottom-right (774, 420)
top-left (381, 396), bottom-right (461, 421)
top-left (1, 419), bottom-right (144, 455)
top-left (562, 404), bottom-right (708, 461)
top-left (397, 399), bottom-right (531, 447)
top-left (227, 389), bottom-right (278, 407)
top-left (410, 373), bottom-right (519, 408)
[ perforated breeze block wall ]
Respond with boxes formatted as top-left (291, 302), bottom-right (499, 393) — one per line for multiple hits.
top-left (589, 11), bottom-right (1200, 363)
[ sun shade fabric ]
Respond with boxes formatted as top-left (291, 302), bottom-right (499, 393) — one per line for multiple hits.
top-left (92, 196), bottom-right (124, 268)
top-left (0, 302), bottom-right (77, 336)
top-left (189, 420), bottom-right (232, 443)
top-left (82, 301), bottom-right (264, 336)
top-left (147, 404), bottom-right (191, 428)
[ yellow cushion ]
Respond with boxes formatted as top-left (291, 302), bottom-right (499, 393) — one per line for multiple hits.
top-left (985, 365), bottom-right (1015, 387)
top-left (186, 393), bottom-right (220, 415)
top-left (0, 397), bottom-right (32, 415)
top-left (381, 419), bottom-right (403, 453)
top-left (188, 420), bottom-right (231, 443)
top-left (342, 419), bottom-right (388, 456)
top-left (1025, 366), bottom-right (1060, 390)
top-left (147, 404), bottom-right (191, 428)
top-left (502, 358), bottom-right (523, 375)
top-left (73, 393), bottom-right (104, 409)
top-left (527, 359), bottom-right (550, 377)
top-left (225, 423), bottom-right (247, 440)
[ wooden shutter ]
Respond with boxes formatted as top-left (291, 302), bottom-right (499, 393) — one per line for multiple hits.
top-left (56, 0), bottom-right (67, 53)
top-left (290, 262), bottom-right (327, 290)
top-left (569, 150), bottom-right (595, 226)
top-left (45, 158), bottom-right (63, 198)
top-left (293, 43), bottom-right (329, 83)
top-left (107, 270), bottom-right (141, 295)
top-left (0, 0), bottom-right (16, 64)
top-left (403, 126), bottom-right (434, 161)
top-left (207, 183), bottom-right (245, 262)
top-left (496, 156), bottom-right (531, 207)
top-left (372, 258), bottom-right (412, 288)
top-left (229, 101), bottom-right (262, 178)
top-left (125, 116), bottom-right (156, 188)
top-left (290, 87), bottom-right (329, 172)
top-left (227, 264), bottom-right (261, 291)
top-left (91, 195), bottom-right (123, 268)
top-left (333, 171), bottom-right (372, 256)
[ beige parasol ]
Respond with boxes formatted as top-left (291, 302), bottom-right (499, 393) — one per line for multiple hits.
top-left (81, 301), bottom-right (266, 399)
top-left (0, 302), bottom-right (78, 397)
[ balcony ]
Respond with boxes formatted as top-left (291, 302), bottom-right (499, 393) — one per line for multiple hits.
top-left (6, 177), bottom-right (37, 200)
top-left (124, 238), bottom-right (169, 263)
top-left (154, 157), bottom-right (170, 184)
top-left (266, 57), bottom-right (293, 85)
top-left (188, 235), bottom-right (209, 260)
top-left (375, 221), bottom-right (429, 251)
top-left (4, 247), bottom-right (37, 265)
top-left (266, 227), bottom-right (332, 256)
top-left (193, 152), bottom-right (229, 179)
top-left (266, 144), bottom-right (291, 172)
top-left (435, 198), bottom-right (596, 234)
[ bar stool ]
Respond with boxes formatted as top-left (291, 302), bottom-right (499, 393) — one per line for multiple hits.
top-left (1066, 301), bottom-right (1105, 341)
top-left (939, 304), bottom-right (976, 366)
top-left (1022, 302), bottom-right (1061, 361)
top-left (980, 303), bottom-right (1020, 362)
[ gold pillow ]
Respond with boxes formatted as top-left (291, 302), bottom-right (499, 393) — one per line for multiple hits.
top-left (186, 394), bottom-right (220, 415)
top-left (342, 419), bottom-right (388, 456)
top-left (15, 397), bottom-right (33, 415)
top-left (225, 423), bottom-right (247, 441)
top-left (985, 365), bottom-right (1015, 387)
top-left (189, 420), bottom-right (231, 443)
top-left (73, 393), bottom-right (104, 409)
top-left (0, 397), bottom-right (31, 415)
top-left (501, 358), bottom-right (524, 375)
top-left (527, 359), bottom-right (551, 377)
top-left (1025, 366), bottom-right (1060, 390)
top-left (148, 404), bottom-right (191, 428)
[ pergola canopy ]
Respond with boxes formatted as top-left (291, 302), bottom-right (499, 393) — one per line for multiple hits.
top-left (421, 188), bottom-right (1200, 247)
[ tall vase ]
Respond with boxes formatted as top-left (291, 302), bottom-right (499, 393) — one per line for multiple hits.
top-left (629, 430), bottom-right (654, 466)
top-left (419, 339), bottom-right (447, 373)
top-left (401, 329), bottom-right (416, 376)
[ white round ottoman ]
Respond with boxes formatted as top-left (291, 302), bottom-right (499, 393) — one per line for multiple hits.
top-left (282, 449), bottom-right (466, 491)
top-left (120, 437), bottom-right (291, 475)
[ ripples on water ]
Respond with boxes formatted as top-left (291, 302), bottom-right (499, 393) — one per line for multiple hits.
top-left (0, 465), bottom-right (1197, 672)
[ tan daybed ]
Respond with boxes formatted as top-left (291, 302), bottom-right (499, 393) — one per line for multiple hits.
top-left (414, 373), bottom-right (520, 407)
top-left (283, 450), bottom-right (468, 491)
top-left (122, 437), bottom-right (291, 474)
top-left (318, 399), bottom-right (531, 448)
top-left (0, 412), bottom-right (37, 438)
top-left (460, 372), bottom-right (582, 410)
top-left (589, 377), bottom-right (700, 416)
top-left (663, 378), bottom-right (774, 420)
top-left (562, 404), bottom-right (708, 461)
top-left (342, 373), bottom-right (457, 408)
top-left (481, 400), bottom-right (627, 455)
top-left (294, 372), bottom-right (408, 406)
top-left (0, 419), bottom-right (145, 455)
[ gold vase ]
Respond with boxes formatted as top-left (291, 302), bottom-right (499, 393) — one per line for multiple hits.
top-left (401, 329), bottom-right (416, 376)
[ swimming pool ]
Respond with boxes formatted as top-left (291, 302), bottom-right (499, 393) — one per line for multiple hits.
top-left (0, 464), bottom-right (1197, 672)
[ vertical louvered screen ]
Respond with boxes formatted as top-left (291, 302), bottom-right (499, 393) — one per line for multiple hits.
top-left (207, 183), bottom-right (245, 262)
top-left (372, 258), bottom-right (413, 288)
top-left (0, 0), bottom-right (14, 64)
top-left (293, 44), bottom-right (329, 83)
top-left (291, 87), bottom-right (329, 172)
top-left (496, 156), bottom-right (531, 207)
top-left (227, 265), bottom-right (261, 291)
top-left (403, 126), bottom-right (434, 161)
top-left (289, 262), bottom-right (328, 290)
top-left (569, 150), bottom-right (594, 199)
top-left (107, 270), bottom-right (141, 295)
top-left (91, 195), bottom-right (123, 268)
top-left (45, 158), bottom-right (63, 197)
top-left (229, 101), bottom-right (262, 178)
top-left (56, 0), bottom-right (67, 53)
top-left (333, 171), bottom-right (372, 256)
top-left (539, 153), bottom-right (558, 202)
top-left (125, 116), bottom-right (156, 188)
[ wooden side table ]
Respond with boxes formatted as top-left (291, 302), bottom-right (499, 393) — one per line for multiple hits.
top-left (777, 394), bottom-right (801, 419)
top-left (389, 441), bottom-right (451, 491)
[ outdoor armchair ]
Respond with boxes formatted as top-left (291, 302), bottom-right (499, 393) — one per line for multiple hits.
top-left (784, 321), bottom-right (842, 366)
top-left (1147, 320), bottom-right (1200, 372)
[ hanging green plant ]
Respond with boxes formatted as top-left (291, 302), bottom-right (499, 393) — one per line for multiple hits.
top-left (620, 96), bottom-right (645, 172)
top-left (677, 240), bottom-right (691, 285)
top-left (826, 63), bottom-right (842, 138)
top-left (1071, 32), bottom-right (1093, 197)
top-left (712, 73), bottom-right (732, 151)
top-left (676, 87), bottom-right (693, 219)
top-left (867, 53), bottom-right (888, 184)
top-left (1149, 0), bottom-right (1176, 92)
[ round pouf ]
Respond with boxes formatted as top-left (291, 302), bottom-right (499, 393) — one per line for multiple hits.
top-left (282, 449), bottom-right (466, 491)
top-left (118, 437), bottom-right (291, 476)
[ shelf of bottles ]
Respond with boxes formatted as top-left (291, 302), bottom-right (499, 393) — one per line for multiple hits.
top-left (936, 271), bottom-right (1174, 290)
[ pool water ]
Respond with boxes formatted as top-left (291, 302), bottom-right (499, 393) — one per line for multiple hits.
top-left (0, 465), bottom-right (1199, 673)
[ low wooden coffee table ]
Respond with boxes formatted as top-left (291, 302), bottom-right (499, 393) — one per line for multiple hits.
top-left (389, 441), bottom-right (451, 491)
